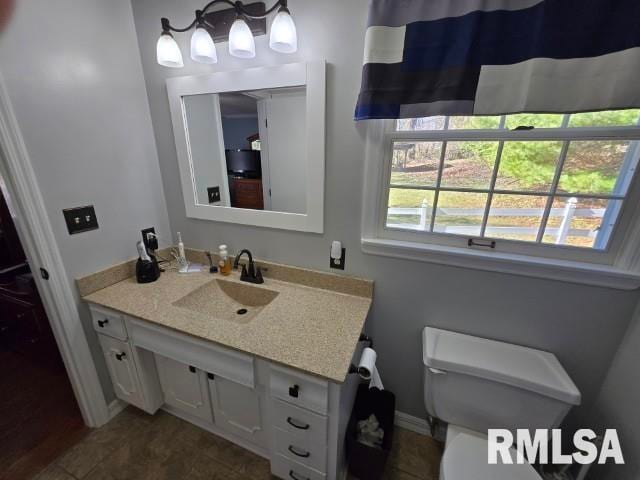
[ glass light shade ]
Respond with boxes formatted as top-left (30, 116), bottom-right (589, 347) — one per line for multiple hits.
top-left (191, 27), bottom-right (217, 64)
top-left (156, 33), bottom-right (183, 68)
top-left (269, 10), bottom-right (297, 53)
top-left (228, 18), bottom-right (255, 58)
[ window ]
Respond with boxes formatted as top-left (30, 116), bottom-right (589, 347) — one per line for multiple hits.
top-left (379, 112), bottom-right (640, 262)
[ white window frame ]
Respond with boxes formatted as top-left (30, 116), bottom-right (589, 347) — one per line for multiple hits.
top-left (361, 119), bottom-right (640, 290)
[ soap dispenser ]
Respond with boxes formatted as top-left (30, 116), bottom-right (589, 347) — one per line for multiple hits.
top-left (218, 245), bottom-right (232, 276)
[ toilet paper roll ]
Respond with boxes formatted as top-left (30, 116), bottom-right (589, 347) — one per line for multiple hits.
top-left (357, 347), bottom-right (384, 390)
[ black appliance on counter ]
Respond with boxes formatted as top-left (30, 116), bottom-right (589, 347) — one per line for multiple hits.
top-left (135, 241), bottom-right (160, 284)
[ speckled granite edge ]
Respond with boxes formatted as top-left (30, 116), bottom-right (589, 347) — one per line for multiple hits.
top-left (76, 247), bottom-right (172, 297)
top-left (184, 247), bottom-right (374, 298)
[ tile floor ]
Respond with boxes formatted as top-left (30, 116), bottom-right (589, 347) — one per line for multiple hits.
top-left (32, 408), bottom-right (443, 480)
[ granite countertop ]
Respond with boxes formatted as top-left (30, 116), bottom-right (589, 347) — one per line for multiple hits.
top-left (83, 268), bottom-right (372, 383)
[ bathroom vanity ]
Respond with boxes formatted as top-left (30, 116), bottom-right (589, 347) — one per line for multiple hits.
top-left (81, 260), bottom-right (372, 480)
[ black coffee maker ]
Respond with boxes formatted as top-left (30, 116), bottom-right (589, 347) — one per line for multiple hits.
top-left (136, 240), bottom-right (160, 283)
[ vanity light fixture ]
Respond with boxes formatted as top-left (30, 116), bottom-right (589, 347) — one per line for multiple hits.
top-left (228, 16), bottom-right (256, 58)
top-left (157, 30), bottom-right (184, 68)
top-left (191, 11), bottom-right (218, 64)
top-left (156, 0), bottom-right (297, 68)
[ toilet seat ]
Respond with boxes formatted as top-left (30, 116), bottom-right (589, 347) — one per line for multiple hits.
top-left (441, 430), bottom-right (541, 480)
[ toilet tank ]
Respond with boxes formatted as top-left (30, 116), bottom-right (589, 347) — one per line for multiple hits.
top-left (422, 327), bottom-right (581, 433)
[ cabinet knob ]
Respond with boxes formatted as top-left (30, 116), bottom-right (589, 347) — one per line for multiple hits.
top-left (207, 372), bottom-right (215, 380)
top-left (115, 352), bottom-right (126, 361)
top-left (288, 384), bottom-right (299, 398)
top-left (189, 365), bottom-right (196, 373)
top-left (98, 319), bottom-right (109, 328)
top-left (288, 445), bottom-right (310, 458)
top-left (286, 417), bottom-right (310, 430)
top-left (289, 470), bottom-right (310, 480)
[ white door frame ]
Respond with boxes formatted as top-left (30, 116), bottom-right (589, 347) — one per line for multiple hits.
top-left (0, 73), bottom-right (110, 427)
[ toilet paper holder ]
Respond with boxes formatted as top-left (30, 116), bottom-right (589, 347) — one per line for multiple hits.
top-left (348, 334), bottom-right (374, 375)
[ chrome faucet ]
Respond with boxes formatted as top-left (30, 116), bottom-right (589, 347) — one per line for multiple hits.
top-left (233, 249), bottom-right (264, 284)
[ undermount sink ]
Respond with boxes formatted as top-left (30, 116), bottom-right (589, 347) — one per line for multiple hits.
top-left (173, 278), bottom-right (279, 323)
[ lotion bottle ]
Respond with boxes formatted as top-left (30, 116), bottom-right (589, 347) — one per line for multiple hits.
top-left (218, 244), bottom-right (232, 275)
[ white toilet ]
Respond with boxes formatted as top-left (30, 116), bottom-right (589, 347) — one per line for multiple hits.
top-left (422, 327), bottom-right (582, 480)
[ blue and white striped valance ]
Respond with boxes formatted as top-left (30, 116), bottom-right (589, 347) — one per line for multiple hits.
top-left (355, 0), bottom-right (640, 120)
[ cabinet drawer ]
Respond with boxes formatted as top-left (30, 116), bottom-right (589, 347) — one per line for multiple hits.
top-left (273, 427), bottom-right (327, 473)
top-left (271, 453), bottom-right (326, 480)
top-left (272, 398), bottom-right (327, 445)
top-left (90, 305), bottom-right (127, 341)
top-left (270, 365), bottom-right (328, 415)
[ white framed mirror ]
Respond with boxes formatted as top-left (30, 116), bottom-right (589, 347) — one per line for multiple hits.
top-left (167, 61), bottom-right (325, 233)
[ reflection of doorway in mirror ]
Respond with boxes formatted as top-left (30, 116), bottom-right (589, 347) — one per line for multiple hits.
top-left (220, 92), bottom-right (263, 210)
top-left (220, 87), bottom-right (307, 214)
top-left (184, 86), bottom-right (308, 215)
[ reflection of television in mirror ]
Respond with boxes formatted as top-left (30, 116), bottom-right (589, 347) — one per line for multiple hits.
top-left (225, 149), bottom-right (261, 179)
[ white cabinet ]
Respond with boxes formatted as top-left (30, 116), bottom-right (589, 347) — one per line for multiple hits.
top-left (208, 374), bottom-right (266, 448)
top-left (89, 304), bottom-right (361, 480)
top-left (98, 335), bottom-right (145, 410)
top-left (155, 353), bottom-right (213, 423)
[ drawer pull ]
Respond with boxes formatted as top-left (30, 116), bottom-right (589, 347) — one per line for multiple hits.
top-left (289, 384), bottom-right (300, 398)
top-left (288, 445), bottom-right (310, 458)
top-left (98, 319), bottom-right (109, 328)
top-left (115, 352), bottom-right (126, 361)
top-left (289, 470), bottom-right (309, 480)
top-left (286, 417), bottom-right (310, 430)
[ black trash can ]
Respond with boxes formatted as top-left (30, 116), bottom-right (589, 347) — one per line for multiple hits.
top-left (346, 384), bottom-right (396, 480)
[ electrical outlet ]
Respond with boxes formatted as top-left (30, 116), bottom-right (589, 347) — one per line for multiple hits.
top-left (63, 205), bottom-right (99, 235)
top-left (207, 186), bottom-right (221, 203)
top-left (330, 247), bottom-right (346, 270)
top-left (141, 227), bottom-right (157, 252)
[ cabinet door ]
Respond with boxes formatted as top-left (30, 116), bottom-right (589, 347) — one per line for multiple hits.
top-left (155, 354), bottom-right (213, 423)
top-left (208, 374), bottom-right (266, 448)
top-left (99, 335), bottom-right (145, 409)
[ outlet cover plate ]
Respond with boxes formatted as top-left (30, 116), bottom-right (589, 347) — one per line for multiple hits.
top-left (207, 186), bottom-right (221, 203)
top-left (330, 247), bottom-right (346, 270)
top-left (63, 205), bottom-right (99, 235)
top-left (141, 227), bottom-right (157, 251)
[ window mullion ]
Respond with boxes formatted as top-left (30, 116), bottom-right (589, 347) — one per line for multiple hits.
top-left (535, 140), bottom-right (571, 243)
top-left (429, 141), bottom-right (448, 232)
top-left (480, 141), bottom-right (505, 237)
top-left (390, 126), bottom-right (640, 142)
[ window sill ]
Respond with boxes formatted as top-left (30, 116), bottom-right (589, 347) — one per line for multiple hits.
top-left (361, 237), bottom-right (640, 290)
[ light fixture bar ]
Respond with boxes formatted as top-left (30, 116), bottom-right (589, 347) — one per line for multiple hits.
top-left (160, 0), bottom-right (286, 35)
top-left (157, 0), bottom-right (296, 67)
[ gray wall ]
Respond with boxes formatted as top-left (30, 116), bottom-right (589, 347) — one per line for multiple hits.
top-left (131, 0), bottom-right (639, 427)
top-left (586, 302), bottom-right (640, 479)
top-left (0, 0), bottom-right (171, 402)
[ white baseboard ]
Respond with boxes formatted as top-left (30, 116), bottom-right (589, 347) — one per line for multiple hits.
top-left (107, 399), bottom-right (128, 420)
top-left (394, 410), bottom-right (432, 437)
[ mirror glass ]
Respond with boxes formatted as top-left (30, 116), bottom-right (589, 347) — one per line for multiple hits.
top-left (183, 86), bottom-right (307, 214)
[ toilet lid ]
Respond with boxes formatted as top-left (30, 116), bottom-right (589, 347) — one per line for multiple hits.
top-left (441, 432), bottom-right (541, 480)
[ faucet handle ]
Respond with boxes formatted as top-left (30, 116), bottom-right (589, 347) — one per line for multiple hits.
top-left (240, 264), bottom-right (249, 281)
top-left (255, 267), bottom-right (264, 284)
